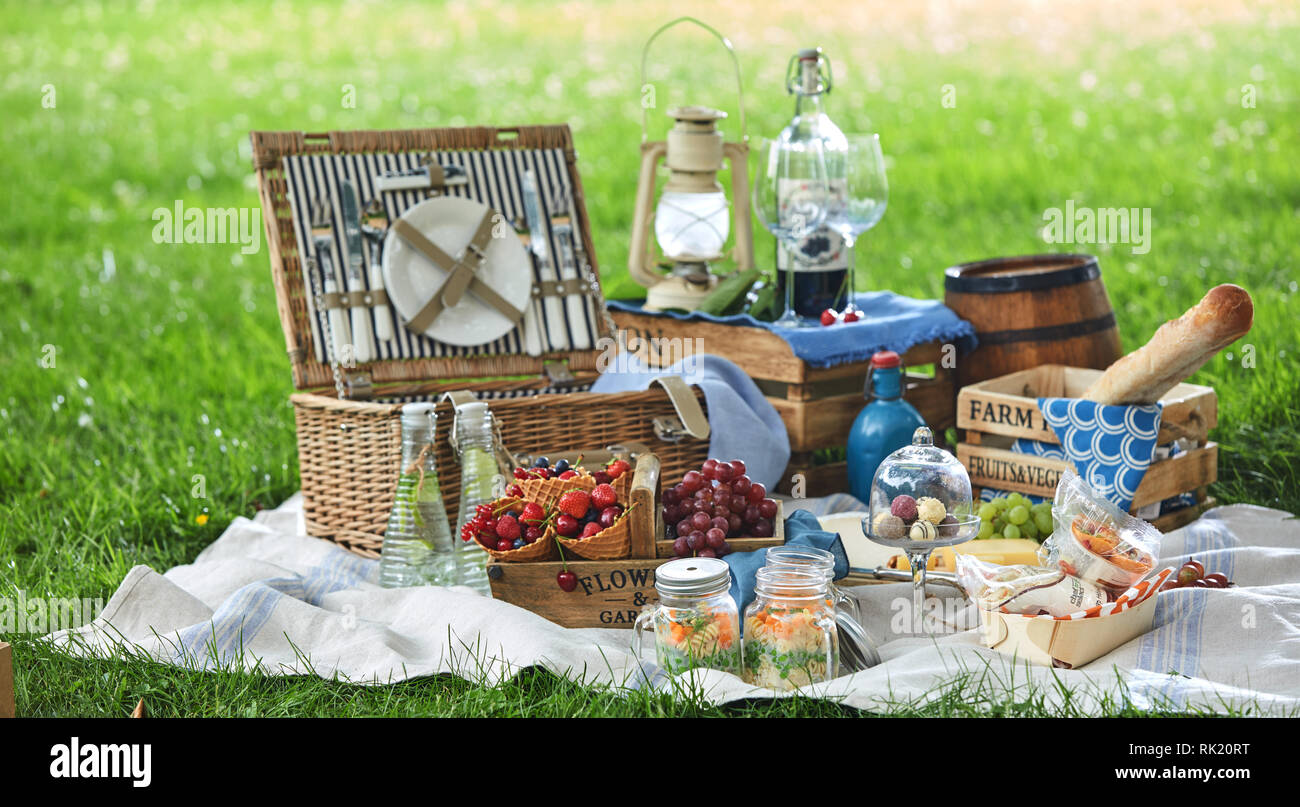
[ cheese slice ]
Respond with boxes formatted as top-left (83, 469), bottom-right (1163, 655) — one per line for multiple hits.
top-left (887, 539), bottom-right (1043, 572)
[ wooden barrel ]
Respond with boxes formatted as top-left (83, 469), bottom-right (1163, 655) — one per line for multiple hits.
top-left (944, 254), bottom-right (1122, 388)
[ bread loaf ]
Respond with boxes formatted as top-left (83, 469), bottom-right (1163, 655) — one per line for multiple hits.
top-left (1081, 284), bottom-right (1253, 405)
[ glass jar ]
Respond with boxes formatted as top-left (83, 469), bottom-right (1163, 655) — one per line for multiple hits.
top-left (743, 567), bottom-right (838, 690)
top-left (763, 544), bottom-right (860, 623)
top-left (633, 557), bottom-right (740, 676)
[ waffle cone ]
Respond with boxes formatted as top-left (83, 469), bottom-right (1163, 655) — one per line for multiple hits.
top-left (519, 474), bottom-right (596, 508)
top-left (561, 515), bottom-right (632, 560)
top-left (611, 473), bottom-right (632, 505)
top-left (484, 524), bottom-right (558, 562)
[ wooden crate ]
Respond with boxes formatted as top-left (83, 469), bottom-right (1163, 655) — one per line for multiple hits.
top-left (612, 310), bottom-right (958, 496)
top-left (0, 642), bottom-right (13, 719)
top-left (486, 453), bottom-right (783, 627)
top-left (956, 365), bottom-right (1218, 525)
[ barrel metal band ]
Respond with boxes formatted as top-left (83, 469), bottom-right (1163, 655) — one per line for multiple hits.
top-left (976, 312), bottom-right (1118, 346)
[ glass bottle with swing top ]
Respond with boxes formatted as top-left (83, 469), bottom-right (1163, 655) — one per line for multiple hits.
top-left (378, 403), bottom-right (455, 588)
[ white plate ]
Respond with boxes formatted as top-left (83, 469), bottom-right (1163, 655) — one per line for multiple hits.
top-left (382, 196), bottom-right (531, 346)
top-left (817, 511), bottom-right (899, 570)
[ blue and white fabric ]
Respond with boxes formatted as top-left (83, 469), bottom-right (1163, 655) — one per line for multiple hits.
top-left (50, 495), bottom-right (1300, 715)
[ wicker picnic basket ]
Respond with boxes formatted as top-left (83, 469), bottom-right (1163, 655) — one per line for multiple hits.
top-left (253, 125), bottom-right (711, 558)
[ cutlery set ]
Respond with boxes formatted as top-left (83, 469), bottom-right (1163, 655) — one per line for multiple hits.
top-left (307, 160), bottom-right (601, 368)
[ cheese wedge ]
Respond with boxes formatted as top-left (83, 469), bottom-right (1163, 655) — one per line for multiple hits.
top-left (886, 539), bottom-right (1043, 572)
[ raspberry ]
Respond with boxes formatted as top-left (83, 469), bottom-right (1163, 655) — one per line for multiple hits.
top-left (557, 489), bottom-right (591, 519)
top-left (496, 514), bottom-right (521, 540)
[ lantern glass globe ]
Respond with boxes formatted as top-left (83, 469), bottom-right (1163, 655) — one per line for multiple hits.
top-left (654, 190), bottom-right (730, 263)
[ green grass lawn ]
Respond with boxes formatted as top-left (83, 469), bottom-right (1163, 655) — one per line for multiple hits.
top-left (1, 0), bottom-right (1296, 717)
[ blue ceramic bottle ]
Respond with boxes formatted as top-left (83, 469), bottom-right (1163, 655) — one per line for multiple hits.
top-left (847, 351), bottom-right (926, 504)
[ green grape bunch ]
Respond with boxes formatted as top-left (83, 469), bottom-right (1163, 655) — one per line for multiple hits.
top-left (975, 493), bottom-right (1055, 542)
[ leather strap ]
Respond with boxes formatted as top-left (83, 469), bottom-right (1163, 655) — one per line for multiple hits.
top-left (392, 215), bottom-right (524, 332)
top-left (649, 376), bottom-right (710, 442)
top-left (438, 211), bottom-right (495, 308)
top-left (315, 289), bottom-right (391, 310)
top-left (535, 278), bottom-right (589, 297)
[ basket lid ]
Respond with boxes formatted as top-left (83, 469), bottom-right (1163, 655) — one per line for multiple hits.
top-left (250, 126), bottom-right (612, 396)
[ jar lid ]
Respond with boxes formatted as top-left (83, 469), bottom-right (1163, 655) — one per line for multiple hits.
top-left (656, 557), bottom-right (731, 597)
top-left (836, 611), bottom-right (882, 671)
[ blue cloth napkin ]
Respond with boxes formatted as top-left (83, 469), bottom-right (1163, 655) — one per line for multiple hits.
top-left (724, 509), bottom-right (849, 619)
top-left (607, 291), bottom-right (977, 369)
top-left (588, 353), bottom-right (790, 490)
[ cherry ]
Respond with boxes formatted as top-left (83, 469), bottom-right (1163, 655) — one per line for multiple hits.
top-left (556, 570), bottom-right (578, 592)
top-left (556, 514), bottom-right (579, 538)
top-left (820, 308), bottom-right (838, 326)
top-left (842, 310), bottom-right (861, 323)
top-left (496, 538), bottom-right (514, 552)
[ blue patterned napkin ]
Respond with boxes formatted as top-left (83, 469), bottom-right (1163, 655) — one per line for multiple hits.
top-left (981, 399), bottom-right (1164, 512)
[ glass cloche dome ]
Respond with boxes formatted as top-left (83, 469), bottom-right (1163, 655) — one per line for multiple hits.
top-left (862, 426), bottom-right (981, 634)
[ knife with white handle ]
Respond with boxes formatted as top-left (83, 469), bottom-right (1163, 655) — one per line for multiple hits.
top-left (338, 180), bottom-right (375, 364)
top-left (548, 188), bottom-right (592, 350)
top-left (522, 170), bottom-right (568, 352)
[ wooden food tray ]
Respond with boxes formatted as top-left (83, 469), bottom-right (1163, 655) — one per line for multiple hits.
top-left (486, 453), bottom-right (784, 627)
top-left (612, 310), bottom-right (958, 496)
top-left (957, 365), bottom-right (1218, 529)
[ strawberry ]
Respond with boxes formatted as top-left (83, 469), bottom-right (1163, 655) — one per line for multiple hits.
top-left (558, 470), bottom-right (578, 480)
top-left (606, 459), bottom-right (631, 479)
top-left (590, 483), bottom-right (617, 511)
top-left (557, 489), bottom-right (591, 519)
top-left (580, 521), bottom-right (603, 538)
top-left (496, 514), bottom-right (521, 540)
top-left (520, 502), bottom-right (545, 526)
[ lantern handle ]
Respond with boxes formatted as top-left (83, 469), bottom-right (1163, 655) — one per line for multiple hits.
top-left (639, 16), bottom-right (747, 144)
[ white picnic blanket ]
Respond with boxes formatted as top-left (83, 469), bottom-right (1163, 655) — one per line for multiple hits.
top-left (51, 495), bottom-right (1300, 715)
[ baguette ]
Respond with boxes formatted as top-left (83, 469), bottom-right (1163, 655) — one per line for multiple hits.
top-left (1082, 284), bottom-right (1253, 405)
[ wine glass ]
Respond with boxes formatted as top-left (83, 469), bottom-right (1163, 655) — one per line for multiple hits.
top-left (752, 137), bottom-right (829, 328)
top-left (823, 134), bottom-right (888, 319)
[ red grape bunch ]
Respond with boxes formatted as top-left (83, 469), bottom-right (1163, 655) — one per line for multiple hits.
top-left (663, 458), bottom-right (780, 559)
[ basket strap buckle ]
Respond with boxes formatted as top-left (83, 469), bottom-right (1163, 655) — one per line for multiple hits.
top-left (649, 376), bottom-right (710, 443)
top-left (394, 212), bottom-right (523, 333)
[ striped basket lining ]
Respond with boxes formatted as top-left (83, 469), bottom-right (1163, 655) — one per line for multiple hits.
top-left (283, 148), bottom-right (599, 364)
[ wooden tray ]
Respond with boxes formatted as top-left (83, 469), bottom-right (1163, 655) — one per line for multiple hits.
top-left (486, 452), bottom-right (784, 627)
top-left (612, 310), bottom-right (958, 496)
top-left (980, 594), bottom-right (1158, 668)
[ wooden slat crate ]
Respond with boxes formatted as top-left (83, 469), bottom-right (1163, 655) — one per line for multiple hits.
top-left (0, 642), bottom-right (13, 719)
top-left (956, 365), bottom-right (1218, 528)
top-left (611, 310), bottom-right (958, 496)
top-left (486, 453), bottom-right (783, 627)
